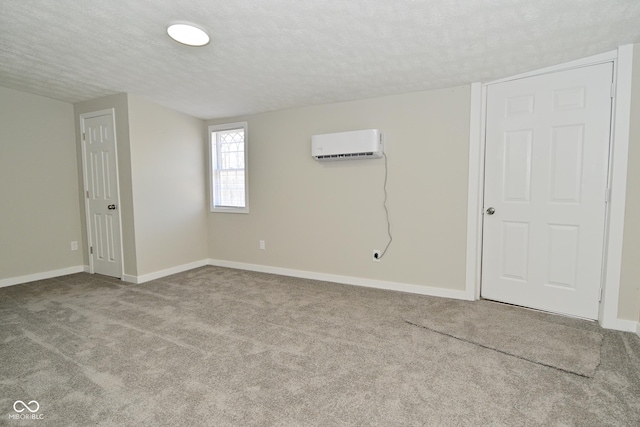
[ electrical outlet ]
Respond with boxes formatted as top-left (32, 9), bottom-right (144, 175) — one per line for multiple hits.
top-left (259, 240), bottom-right (266, 250)
top-left (372, 250), bottom-right (381, 262)
top-left (71, 241), bottom-right (78, 251)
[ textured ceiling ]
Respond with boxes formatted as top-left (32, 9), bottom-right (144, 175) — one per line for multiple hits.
top-left (1, 1), bottom-right (639, 119)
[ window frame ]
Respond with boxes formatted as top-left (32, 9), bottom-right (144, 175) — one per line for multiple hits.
top-left (209, 121), bottom-right (249, 214)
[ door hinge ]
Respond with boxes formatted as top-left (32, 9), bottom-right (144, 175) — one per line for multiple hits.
top-left (605, 188), bottom-right (611, 203)
top-left (86, 190), bottom-right (89, 198)
top-left (90, 246), bottom-right (93, 255)
top-left (82, 132), bottom-right (86, 141)
top-left (599, 287), bottom-right (603, 302)
top-left (610, 83), bottom-right (615, 98)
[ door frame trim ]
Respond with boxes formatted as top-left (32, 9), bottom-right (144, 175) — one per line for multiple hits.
top-left (79, 108), bottom-right (125, 278)
top-left (465, 45), bottom-right (634, 329)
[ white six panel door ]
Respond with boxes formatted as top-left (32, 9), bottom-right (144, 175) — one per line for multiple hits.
top-left (83, 113), bottom-right (122, 278)
top-left (481, 63), bottom-right (613, 319)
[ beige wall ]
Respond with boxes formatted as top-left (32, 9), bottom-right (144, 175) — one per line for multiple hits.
top-left (618, 44), bottom-right (640, 322)
top-left (2, 53), bottom-right (637, 324)
top-left (74, 94), bottom-right (208, 279)
top-left (207, 86), bottom-right (471, 290)
top-left (74, 94), bottom-right (138, 276)
top-left (0, 86), bottom-right (83, 279)
top-left (127, 95), bottom-right (208, 276)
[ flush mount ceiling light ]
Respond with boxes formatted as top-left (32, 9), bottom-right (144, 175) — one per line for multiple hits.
top-left (167, 23), bottom-right (210, 47)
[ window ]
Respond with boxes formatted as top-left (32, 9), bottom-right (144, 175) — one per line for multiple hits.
top-left (209, 122), bottom-right (248, 213)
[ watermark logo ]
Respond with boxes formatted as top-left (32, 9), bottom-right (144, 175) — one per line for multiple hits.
top-left (9, 400), bottom-right (44, 420)
top-left (13, 401), bottom-right (39, 413)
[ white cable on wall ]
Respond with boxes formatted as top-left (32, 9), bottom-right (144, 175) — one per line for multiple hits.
top-left (377, 152), bottom-right (392, 259)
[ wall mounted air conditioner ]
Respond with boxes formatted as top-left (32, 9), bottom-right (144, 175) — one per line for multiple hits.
top-left (311, 129), bottom-right (383, 161)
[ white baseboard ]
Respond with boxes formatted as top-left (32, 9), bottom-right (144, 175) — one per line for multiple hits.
top-left (126, 259), bottom-right (210, 284)
top-left (122, 274), bottom-right (138, 284)
top-left (613, 318), bottom-right (640, 337)
top-left (0, 265), bottom-right (86, 288)
top-left (207, 259), bottom-right (472, 301)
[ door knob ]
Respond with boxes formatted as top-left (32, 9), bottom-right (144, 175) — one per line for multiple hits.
top-left (486, 207), bottom-right (495, 215)
top-left (107, 204), bottom-right (117, 210)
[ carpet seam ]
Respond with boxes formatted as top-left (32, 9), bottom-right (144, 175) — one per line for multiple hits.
top-left (404, 320), bottom-right (594, 378)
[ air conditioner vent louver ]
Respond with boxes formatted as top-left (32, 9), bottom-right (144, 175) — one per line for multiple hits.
top-left (311, 129), bottom-right (382, 161)
top-left (314, 152), bottom-right (375, 160)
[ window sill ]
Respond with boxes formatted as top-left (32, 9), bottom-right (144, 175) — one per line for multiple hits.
top-left (210, 206), bottom-right (249, 214)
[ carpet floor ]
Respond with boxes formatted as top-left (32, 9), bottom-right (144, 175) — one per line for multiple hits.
top-left (1, 266), bottom-right (639, 426)
top-left (405, 300), bottom-right (603, 378)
